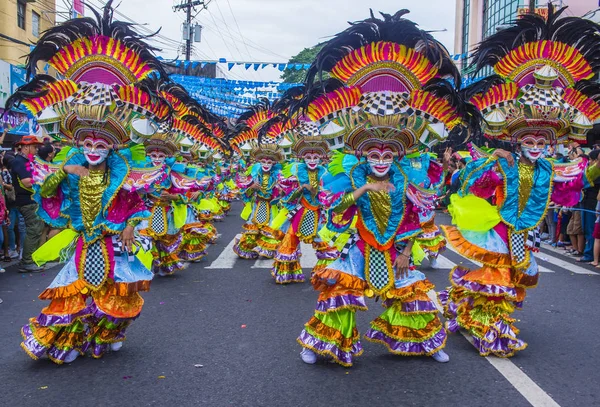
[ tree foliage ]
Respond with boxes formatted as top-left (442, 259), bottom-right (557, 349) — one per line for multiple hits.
top-left (280, 43), bottom-right (325, 83)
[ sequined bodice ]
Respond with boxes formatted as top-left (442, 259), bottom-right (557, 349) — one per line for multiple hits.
top-left (517, 162), bottom-right (534, 215)
top-left (366, 176), bottom-right (391, 234)
top-left (79, 170), bottom-right (107, 231)
top-left (308, 170), bottom-right (319, 189)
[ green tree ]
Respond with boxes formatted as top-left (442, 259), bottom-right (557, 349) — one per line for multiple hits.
top-left (280, 43), bottom-right (325, 83)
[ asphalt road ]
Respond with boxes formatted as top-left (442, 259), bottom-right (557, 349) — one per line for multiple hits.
top-left (1, 203), bottom-right (599, 407)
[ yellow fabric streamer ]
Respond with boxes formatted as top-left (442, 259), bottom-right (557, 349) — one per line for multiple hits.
top-left (411, 241), bottom-right (427, 266)
top-left (448, 194), bottom-right (501, 232)
top-left (173, 203), bottom-right (188, 229)
top-left (136, 247), bottom-right (153, 270)
top-left (32, 229), bottom-right (79, 266)
top-left (271, 207), bottom-right (289, 229)
top-left (241, 202), bottom-right (252, 220)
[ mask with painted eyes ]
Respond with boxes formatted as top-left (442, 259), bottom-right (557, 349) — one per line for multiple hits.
top-left (149, 150), bottom-right (167, 166)
top-left (520, 136), bottom-right (547, 162)
top-left (366, 148), bottom-right (395, 177)
top-left (303, 153), bottom-right (321, 170)
top-left (81, 137), bottom-right (110, 166)
top-left (260, 159), bottom-right (274, 172)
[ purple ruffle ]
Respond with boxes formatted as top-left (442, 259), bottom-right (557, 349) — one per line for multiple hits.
top-left (21, 324), bottom-right (47, 359)
top-left (86, 301), bottom-right (138, 325)
top-left (451, 267), bottom-right (517, 299)
top-left (272, 269), bottom-right (305, 284)
top-left (365, 326), bottom-right (447, 356)
top-left (381, 300), bottom-right (438, 313)
top-left (233, 241), bottom-right (258, 259)
top-left (155, 234), bottom-right (183, 253)
top-left (254, 246), bottom-right (275, 259)
top-left (35, 308), bottom-right (90, 327)
top-left (274, 251), bottom-right (300, 262)
top-left (316, 294), bottom-right (367, 313)
top-left (315, 250), bottom-right (339, 260)
top-left (472, 319), bottom-right (527, 356)
top-left (179, 248), bottom-right (208, 261)
top-left (298, 329), bottom-right (362, 366)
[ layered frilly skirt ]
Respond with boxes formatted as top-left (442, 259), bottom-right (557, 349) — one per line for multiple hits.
top-left (440, 195), bottom-right (537, 357)
top-left (298, 238), bottom-right (446, 367)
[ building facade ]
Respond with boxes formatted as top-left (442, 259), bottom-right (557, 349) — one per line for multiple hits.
top-left (454, 0), bottom-right (600, 70)
top-left (0, 0), bottom-right (56, 66)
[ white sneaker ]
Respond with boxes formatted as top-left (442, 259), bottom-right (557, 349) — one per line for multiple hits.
top-left (430, 257), bottom-right (441, 269)
top-left (8, 250), bottom-right (19, 259)
top-left (431, 350), bottom-right (449, 363)
top-left (300, 348), bottom-right (317, 364)
top-left (110, 342), bottom-right (123, 352)
top-left (64, 349), bottom-right (80, 363)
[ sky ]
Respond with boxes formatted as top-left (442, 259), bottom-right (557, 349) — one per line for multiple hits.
top-left (81, 0), bottom-right (457, 82)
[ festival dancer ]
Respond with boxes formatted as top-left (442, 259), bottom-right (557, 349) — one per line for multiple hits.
top-left (9, 1), bottom-right (169, 363)
top-left (440, 5), bottom-right (600, 357)
top-left (408, 150), bottom-right (450, 269)
top-left (295, 10), bottom-right (476, 366)
top-left (272, 122), bottom-right (338, 284)
top-left (232, 102), bottom-right (285, 260)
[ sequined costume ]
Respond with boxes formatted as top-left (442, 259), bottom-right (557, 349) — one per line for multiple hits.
top-left (230, 104), bottom-right (286, 260)
top-left (406, 153), bottom-right (447, 267)
top-left (295, 10), bottom-right (476, 366)
top-left (8, 2), bottom-right (200, 364)
top-left (271, 126), bottom-right (339, 284)
top-left (440, 6), bottom-right (600, 357)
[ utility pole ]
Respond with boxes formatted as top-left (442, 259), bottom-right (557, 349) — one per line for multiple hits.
top-left (173, 0), bottom-right (210, 62)
top-left (529, 0), bottom-right (536, 12)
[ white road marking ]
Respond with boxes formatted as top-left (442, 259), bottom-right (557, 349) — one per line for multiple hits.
top-left (460, 331), bottom-right (561, 407)
top-left (535, 251), bottom-right (598, 276)
top-left (445, 245), bottom-right (555, 273)
top-left (299, 242), bottom-right (318, 269)
top-left (431, 255), bottom-right (456, 269)
top-left (205, 234), bottom-right (241, 269)
top-left (251, 258), bottom-right (274, 269)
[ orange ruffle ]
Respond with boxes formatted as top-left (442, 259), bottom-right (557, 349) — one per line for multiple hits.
top-left (41, 295), bottom-right (87, 316)
top-left (512, 269), bottom-right (539, 290)
top-left (274, 261), bottom-right (302, 273)
top-left (304, 316), bottom-right (360, 351)
top-left (420, 218), bottom-right (439, 235)
top-left (442, 225), bottom-right (512, 267)
top-left (311, 264), bottom-right (368, 293)
top-left (386, 279), bottom-right (435, 302)
top-left (277, 232), bottom-right (300, 256)
top-left (26, 321), bottom-right (84, 349)
top-left (92, 286), bottom-right (144, 319)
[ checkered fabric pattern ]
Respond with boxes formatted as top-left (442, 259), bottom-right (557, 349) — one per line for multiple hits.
top-left (299, 210), bottom-right (316, 237)
top-left (255, 202), bottom-right (268, 224)
top-left (111, 235), bottom-right (153, 262)
top-left (83, 241), bottom-right (106, 288)
top-left (511, 232), bottom-right (526, 264)
top-left (286, 204), bottom-right (302, 220)
top-left (367, 248), bottom-right (389, 291)
top-left (526, 229), bottom-right (541, 249)
top-left (72, 84), bottom-right (121, 107)
top-left (358, 92), bottom-right (408, 116)
top-left (151, 208), bottom-right (166, 234)
top-left (518, 85), bottom-right (565, 108)
top-left (340, 234), bottom-right (359, 259)
top-left (296, 122), bottom-right (319, 137)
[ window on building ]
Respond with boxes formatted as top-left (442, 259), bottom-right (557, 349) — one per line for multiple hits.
top-left (482, 0), bottom-right (520, 39)
top-left (32, 11), bottom-right (40, 37)
top-left (17, 1), bottom-right (26, 30)
top-left (461, 0), bottom-right (471, 56)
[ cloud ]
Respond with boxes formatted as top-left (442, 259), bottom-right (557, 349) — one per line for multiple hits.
top-left (90, 0), bottom-right (456, 81)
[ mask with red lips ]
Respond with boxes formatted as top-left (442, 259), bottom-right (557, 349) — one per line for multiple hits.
top-left (259, 158), bottom-right (274, 172)
top-left (303, 152), bottom-right (321, 170)
top-left (366, 147), bottom-right (395, 177)
top-left (520, 135), bottom-right (547, 163)
top-left (81, 137), bottom-right (110, 166)
top-left (148, 150), bottom-right (167, 166)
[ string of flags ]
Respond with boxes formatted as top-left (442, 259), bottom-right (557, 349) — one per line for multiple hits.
top-left (160, 53), bottom-right (474, 71)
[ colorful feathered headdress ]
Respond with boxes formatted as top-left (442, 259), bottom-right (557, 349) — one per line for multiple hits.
top-left (467, 4), bottom-right (600, 145)
top-left (302, 9), bottom-right (476, 156)
top-left (6, 0), bottom-right (170, 148)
